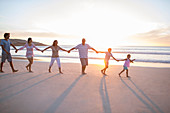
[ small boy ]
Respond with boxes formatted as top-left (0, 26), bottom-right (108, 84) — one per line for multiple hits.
top-left (118, 54), bottom-right (135, 77)
top-left (99, 48), bottom-right (118, 75)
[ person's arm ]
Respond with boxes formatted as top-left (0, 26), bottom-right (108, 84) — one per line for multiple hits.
top-left (91, 48), bottom-right (98, 53)
top-left (33, 44), bottom-right (42, 51)
top-left (15, 44), bottom-right (27, 53)
top-left (130, 59), bottom-right (136, 63)
top-left (98, 51), bottom-right (105, 53)
top-left (42, 46), bottom-right (51, 52)
top-left (111, 56), bottom-right (119, 62)
top-left (68, 47), bottom-right (76, 53)
top-left (118, 59), bottom-right (127, 61)
top-left (60, 47), bottom-right (68, 52)
top-left (11, 43), bottom-right (17, 50)
top-left (1, 45), bottom-right (9, 54)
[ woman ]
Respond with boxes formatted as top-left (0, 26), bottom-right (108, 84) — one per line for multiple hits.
top-left (16, 38), bottom-right (42, 72)
top-left (42, 40), bottom-right (67, 73)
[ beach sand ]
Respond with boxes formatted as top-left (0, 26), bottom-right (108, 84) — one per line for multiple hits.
top-left (0, 61), bottom-right (169, 113)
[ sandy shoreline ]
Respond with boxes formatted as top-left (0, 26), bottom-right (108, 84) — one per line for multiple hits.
top-left (0, 61), bottom-right (170, 113)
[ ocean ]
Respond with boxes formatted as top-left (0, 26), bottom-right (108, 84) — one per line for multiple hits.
top-left (1, 46), bottom-right (170, 68)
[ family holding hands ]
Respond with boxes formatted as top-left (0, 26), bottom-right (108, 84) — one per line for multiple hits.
top-left (1, 33), bottom-right (135, 77)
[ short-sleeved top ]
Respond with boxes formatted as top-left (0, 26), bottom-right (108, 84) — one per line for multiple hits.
top-left (74, 44), bottom-right (92, 58)
top-left (0, 39), bottom-right (12, 54)
top-left (105, 52), bottom-right (113, 61)
top-left (19, 43), bottom-right (39, 57)
top-left (51, 46), bottom-right (61, 57)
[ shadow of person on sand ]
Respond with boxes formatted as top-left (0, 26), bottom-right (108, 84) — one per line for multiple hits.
top-left (128, 78), bottom-right (164, 113)
top-left (120, 77), bottom-right (157, 113)
top-left (0, 72), bottom-right (48, 92)
top-left (45, 74), bottom-right (84, 113)
top-left (99, 75), bottom-right (112, 113)
top-left (0, 72), bottom-right (28, 79)
top-left (0, 73), bottom-right (58, 104)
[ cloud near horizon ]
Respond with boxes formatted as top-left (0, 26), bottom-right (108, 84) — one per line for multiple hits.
top-left (129, 27), bottom-right (170, 46)
top-left (0, 31), bottom-right (78, 39)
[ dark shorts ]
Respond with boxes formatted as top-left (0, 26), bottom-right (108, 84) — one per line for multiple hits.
top-left (1, 53), bottom-right (12, 62)
top-left (80, 58), bottom-right (88, 66)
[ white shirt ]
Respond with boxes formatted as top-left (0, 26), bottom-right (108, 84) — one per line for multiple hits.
top-left (105, 52), bottom-right (113, 61)
top-left (74, 44), bottom-right (92, 58)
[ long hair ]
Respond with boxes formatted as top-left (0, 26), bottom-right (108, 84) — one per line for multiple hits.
top-left (28, 37), bottom-right (32, 43)
top-left (52, 40), bottom-right (58, 46)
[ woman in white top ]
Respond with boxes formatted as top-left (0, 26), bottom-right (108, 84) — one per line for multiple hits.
top-left (42, 40), bottom-right (68, 73)
top-left (99, 48), bottom-right (118, 75)
top-left (118, 54), bottom-right (135, 77)
top-left (16, 38), bottom-right (42, 72)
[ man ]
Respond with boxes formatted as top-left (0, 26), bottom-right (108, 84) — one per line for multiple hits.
top-left (0, 33), bottom-right (18, 73)
top-left (68, 38), bottom-right (98, 74)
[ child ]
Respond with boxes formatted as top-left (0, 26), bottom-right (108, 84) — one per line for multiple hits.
top-left (118, 54), bottom-right (135, 77)
top-left (42, 40), bottom-right (67, 74)
top-left (99, 48), bottom-right (118, 75)
top-left (0, 33), bottom-right (18, 73)
top-left (16, 38), bottom-right (42, 72)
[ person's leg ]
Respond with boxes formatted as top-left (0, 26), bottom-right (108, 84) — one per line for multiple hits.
top-left (80, 58), bottom-right (86, 74)
top-left (103, 66), bottom-right (108, 74)
top-left (119, 69), bottom-right (125, 77)
top-left (27, 57), bottom-right (33, 72)
top-left (101, 61), bottom-right (108, 74)
top-left (82, 65), bottom-right (86, 74)
top-left (26, 58), bottom-right (30, 70)
top-left (126, 69), bottom-right (129, 77)
top-left (8, 54), bottom-right (18, 72)
top-left (0, 54), bottom-right (6, 72)
top-left (56, 57), bottom-right (63, 74)
top-left (9, 62), bottom-right (18, 72)
top-left (0, 62), bottom-right (4, 72)
top-left (49, 58), bottom-right (55, 73)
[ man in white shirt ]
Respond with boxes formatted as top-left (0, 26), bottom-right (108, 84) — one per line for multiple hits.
top-left (68, 38), bottom-right (98, 74)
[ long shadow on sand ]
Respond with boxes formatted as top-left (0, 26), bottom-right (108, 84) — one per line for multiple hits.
top-left (0, 72), bottom-right (28, 80)
top-left (120, 77), bottom-right (157, 113)
top-left (129, 78), bottom-right (164, 113)
top-left (45, 74), bottom-right (84, 113)
top-left (0, 73), bottom-right (58, 103)
top-left (100, 75), bottom-right (112, 113)
top-left (0, 72), bottom-right (48, 92)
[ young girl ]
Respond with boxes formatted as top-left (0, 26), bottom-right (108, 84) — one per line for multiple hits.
top-left (42, 40), bottom-right (67, 74)
top-left (16, 38), bottom-right (42, 72)
top-left (118, 54), bottom-right (135, 77)
top-left (99, 48), bottom-right (118, 75)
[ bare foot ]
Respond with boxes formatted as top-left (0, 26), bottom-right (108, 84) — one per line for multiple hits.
top-left (82, 72), bottom-right (87, 75)
top-left (119, 73), bottom-right (121, 77)
top-left (101, 70), bottom-right (104, 74)
top-left (13, 70), bottom-right (18, 72)
top-left (49, 69), bottom-right (51, 73)
top-left (59, 71), bottom-right (63, 74)
top-left (26, 66), bottom-right (28, 70)
top-left (29, 70), bottom-right (33, 73)
top-left (0, 70), bottom-right (4, 73)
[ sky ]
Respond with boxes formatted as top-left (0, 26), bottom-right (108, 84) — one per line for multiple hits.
top-left (0, 0), bottom-right (170, 46)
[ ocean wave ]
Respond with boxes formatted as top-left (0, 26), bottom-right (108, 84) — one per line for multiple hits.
top-left (10, 55), bottom-right (170, 64)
